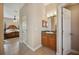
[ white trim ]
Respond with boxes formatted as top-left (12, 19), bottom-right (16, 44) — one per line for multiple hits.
top-left (56, 4), bottom-right (63, 55)
top-left (23, 41), bottom-right (35, 51)
top-left (63, 50), bottom-right (71, 55)
top-left (23, 40), bottom-right (42, 51)
top-left (34, 44), bottom-right (42, 51)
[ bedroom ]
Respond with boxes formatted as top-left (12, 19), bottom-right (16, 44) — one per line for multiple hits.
top-left (3, 3), bottom-right (24, 54)
top-left (4, 17), bottom-right (19, 39)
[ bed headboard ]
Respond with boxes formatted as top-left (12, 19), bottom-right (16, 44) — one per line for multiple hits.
top-left (7, 25), bottom-right (18, 29)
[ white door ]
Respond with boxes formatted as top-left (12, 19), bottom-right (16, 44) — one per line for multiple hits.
top-left (63, 8), bottom-right (71, 55)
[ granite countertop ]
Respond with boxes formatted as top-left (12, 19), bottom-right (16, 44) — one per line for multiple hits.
top-left (42, 31), bottom-right (56, 35)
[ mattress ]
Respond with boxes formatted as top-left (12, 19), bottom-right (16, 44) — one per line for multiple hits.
top-left (6, 29), bottom-right (19, 33)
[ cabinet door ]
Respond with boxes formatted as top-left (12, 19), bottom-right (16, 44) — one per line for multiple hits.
top-left (42, 34), bottom-right (48, 47)
top-left (48, 34), bottom-right (56, 50)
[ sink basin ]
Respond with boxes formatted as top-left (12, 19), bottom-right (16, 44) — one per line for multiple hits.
top-left (46, 32), bottom-right (54, 34)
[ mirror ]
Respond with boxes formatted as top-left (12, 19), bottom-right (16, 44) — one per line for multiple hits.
top-left (47, 15), bottom-right (57, 32)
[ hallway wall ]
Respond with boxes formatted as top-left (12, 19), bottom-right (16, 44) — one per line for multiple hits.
top-left (67, 4), bottom-right (79, 51)
top-left (20, 3), bottom-right (45, 51)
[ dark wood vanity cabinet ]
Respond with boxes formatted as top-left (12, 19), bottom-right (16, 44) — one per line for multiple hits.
top-left (42, 33), bottom-right (48, 47)
top-left (48, 34), bottom-right (56, 50)
top-left (41, 32), bottom-right (56, 50)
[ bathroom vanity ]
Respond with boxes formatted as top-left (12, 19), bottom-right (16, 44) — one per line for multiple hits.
top-left (41, 31), bottom-right (56, 51)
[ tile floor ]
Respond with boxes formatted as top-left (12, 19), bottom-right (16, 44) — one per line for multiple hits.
top-left (68, 52), bottom-right (79, 55)
top-left (4, 38), bottom-right (19, 55)
top-left (4, 38), bottom-right (56, 55)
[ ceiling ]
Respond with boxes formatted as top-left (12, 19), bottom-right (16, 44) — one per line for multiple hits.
top-left (4, 3), bottom-right (50, 18)
top-left (4, 3), bottom-right (57, 18)
top-left (46, 3), bottom-right (57, 17)
top-left (4, 3), bottom-right (24, 18)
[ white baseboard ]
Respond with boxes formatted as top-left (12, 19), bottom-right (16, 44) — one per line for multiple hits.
top-left (23, 40), bottom-right (42, 51)
top-left (57, 49), bottom-right (79, 55)
top-left (34, 44), bottom-right (42, 51)
top-left (63, 50), bottom-right (71, 55)
top-left (71, 49), bottom-right (79, 54)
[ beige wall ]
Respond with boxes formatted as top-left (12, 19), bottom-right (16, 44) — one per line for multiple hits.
top-left (0, 3), bottom-right (4, 54)
top-left (41, 4), bottom-right (48, 31)
top-left (67, 5), bottom-right (79, 51)
top-left (20, 3), bottom-right (44, 51)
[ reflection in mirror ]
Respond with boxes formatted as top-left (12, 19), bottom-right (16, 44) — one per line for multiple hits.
top-left (47, 15), bottom-right (57, 32)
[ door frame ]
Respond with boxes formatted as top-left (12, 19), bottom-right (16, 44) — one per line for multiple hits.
top-left (57, 3), bottom-right (78, 55)
top-left (2, 3), bottom-right (21, 55)
top-left (62, 7), bottom-right (71, 54)
top-left (0, 3), bottom-right (4, 54)
top-left (57, 3), bottom-right (70, 55)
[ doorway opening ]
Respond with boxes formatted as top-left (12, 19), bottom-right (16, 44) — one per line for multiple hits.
top-left (62, 4), bottom-right (79, 55)
top-left (3, 3), bottom-right (24, 55)
top-left (41, 3), bottom-right (57, 55)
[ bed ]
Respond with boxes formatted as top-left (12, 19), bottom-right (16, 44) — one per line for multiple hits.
top-left (4, 25), bottom-right (19, 39)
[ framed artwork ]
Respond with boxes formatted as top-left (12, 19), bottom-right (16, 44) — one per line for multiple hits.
top-left (42, 20), bottom-right (48, 28)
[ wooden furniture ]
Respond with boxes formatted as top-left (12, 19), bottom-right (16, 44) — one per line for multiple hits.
top-left (4, 25), bottom-right (19, 39)
top-left (41, 31), bottom-right (56, 51)
top-left (4, 31), bottom-right (19, 39)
